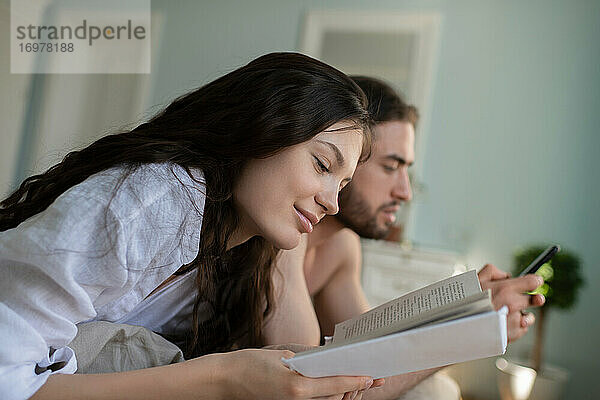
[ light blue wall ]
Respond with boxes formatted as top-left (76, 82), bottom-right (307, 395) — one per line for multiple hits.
top-left (148, 1), bottom-right (599, 397)
top-left (410, 2), bottom-right (600, 398)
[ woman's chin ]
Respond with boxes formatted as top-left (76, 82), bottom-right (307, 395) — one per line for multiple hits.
top-left (271, 231), bottom-right (302, 250)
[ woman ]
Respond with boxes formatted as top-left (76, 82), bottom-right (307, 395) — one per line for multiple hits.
top-left (0, 53), bottom-right (378, 399)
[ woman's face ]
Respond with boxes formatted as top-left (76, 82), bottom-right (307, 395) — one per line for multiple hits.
top-left (232, 121), bottom-right (364, 250)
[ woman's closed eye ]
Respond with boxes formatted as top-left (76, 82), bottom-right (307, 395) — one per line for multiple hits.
top-left (314, 156), bottom-right (330, 173)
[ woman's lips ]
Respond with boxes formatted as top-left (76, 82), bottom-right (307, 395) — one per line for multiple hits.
top-left (294, 207), bottom-right (314, 233)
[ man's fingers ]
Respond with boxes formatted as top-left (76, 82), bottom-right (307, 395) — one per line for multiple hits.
top-left (509, 326), bottom-right (528, 342)
top-left (526, 274), bottom-right (544, 290)
top-left (507, 311), bottom-right (528, 342)
top-left (486, 274), bottom-right (543, 293)
top-left (478, 264), bottom-right (511, 282)
top-left (513, 274), bottom-right (544, 293)
top-left (501, 292), bottom-right (539, 313)
top-left (520, 312), bottom-right (535, 328)
top-left (529, 293), bottom-right (546, 307)
top-left (488, 275), bottom-right (543, 307)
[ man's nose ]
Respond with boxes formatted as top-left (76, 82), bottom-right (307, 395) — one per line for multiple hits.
top-left (391, 170), bottom-right (412, 202)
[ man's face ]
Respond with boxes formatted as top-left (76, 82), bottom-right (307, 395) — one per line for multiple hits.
top-left (337, 120), bottom-right (415, 239)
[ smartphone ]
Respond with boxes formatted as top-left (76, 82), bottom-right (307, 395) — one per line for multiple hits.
top-left (518, 245), bottom-right (560, 276)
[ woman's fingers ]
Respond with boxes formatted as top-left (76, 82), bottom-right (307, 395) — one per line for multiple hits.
top-left (310, 375), bottom-right (382, 399)
top-left (222, 349), bottom-right (378, 400)
top-left (371, 378), bottom-right (385, 388)
top-left (305, 376), bottom-right (373, 398)
top-left (354, 389), bottom-right (367, 400)
top-left (342, 391), bottom-right (357, 400)
top-left (264, 343), bottom-right (315, 353)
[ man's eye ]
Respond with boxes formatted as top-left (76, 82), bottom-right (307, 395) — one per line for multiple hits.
top-left (383, 165), bottom-right (397, 172)
top-left (315, 157), bottom-right (330, 173)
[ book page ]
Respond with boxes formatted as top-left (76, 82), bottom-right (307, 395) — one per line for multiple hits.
top-left (332, 269), bottom-right (483, 344)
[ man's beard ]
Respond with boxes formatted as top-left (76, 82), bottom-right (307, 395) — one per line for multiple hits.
top-left (336, 185), bottom-right (397, 240)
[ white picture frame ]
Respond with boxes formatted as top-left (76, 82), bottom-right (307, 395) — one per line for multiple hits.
top-left (300, 10), bottom-right (442, 240)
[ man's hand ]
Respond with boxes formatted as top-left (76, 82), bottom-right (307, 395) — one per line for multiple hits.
top-left (478, 264), bottom-right (545, 342)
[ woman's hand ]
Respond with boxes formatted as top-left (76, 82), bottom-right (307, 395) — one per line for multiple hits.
top-left (202, 348), bottom-right (378, 400)
top-left (31, 347), bottom-right (383, 400)
top-left (261, 344), bottom-right (385, 399)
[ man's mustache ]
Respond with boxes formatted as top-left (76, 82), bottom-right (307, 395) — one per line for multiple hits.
top-left (377, 201), bottom-right (402, 212)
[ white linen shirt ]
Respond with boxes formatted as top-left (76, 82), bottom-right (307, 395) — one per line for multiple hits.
top-left (0, 163), bottom-right (205, 400)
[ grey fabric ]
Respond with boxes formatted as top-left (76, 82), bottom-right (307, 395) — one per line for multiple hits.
top-left (69, 321), bottom-right (184, 374)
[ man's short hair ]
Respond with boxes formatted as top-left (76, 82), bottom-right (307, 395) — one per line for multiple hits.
top-left (350, 76), bottom-right (419, 128)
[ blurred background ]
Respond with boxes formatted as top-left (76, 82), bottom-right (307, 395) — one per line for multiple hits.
top-left (1, 0), bottom-right (598, 398)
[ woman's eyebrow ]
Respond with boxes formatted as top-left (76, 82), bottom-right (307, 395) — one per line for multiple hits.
top-left (315, 140), bottom-right (345, 167)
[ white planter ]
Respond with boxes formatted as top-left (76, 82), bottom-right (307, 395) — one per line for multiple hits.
top-left (496, 358), bottom-right (537, 400)
top-left (527, 364), bottom-right (569, 400)
top-left (496, 358), bottom-right (569, 400)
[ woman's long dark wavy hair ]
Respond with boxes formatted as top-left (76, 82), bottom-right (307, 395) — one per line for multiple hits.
top-left (0, 52), bottom-right (371, 357)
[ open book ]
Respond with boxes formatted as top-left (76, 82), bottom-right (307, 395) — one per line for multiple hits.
top-left (282, 269), bottom-right (508, 379)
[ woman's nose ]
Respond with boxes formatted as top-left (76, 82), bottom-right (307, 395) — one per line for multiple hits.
top-left (315, 188), bottom-right (339, 215)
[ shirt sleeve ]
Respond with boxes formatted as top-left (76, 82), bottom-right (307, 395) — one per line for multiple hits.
top-left (0, 190), bottom-right (128, 400)
top-left (0, 164), bottom-right (204, 400)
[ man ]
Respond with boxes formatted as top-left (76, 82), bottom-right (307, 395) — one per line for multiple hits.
top-left (263, 77), bottom-right (545, 399)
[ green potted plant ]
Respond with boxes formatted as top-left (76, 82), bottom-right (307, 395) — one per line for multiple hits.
top-left (511, 245), bottom-right (584, 399)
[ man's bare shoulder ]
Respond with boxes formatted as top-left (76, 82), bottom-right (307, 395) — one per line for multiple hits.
top-left (316, 227), bottom-right (361, 270)
top-left (305, 227), bottom-right (362, 295)
top-left (326, 227), bottom-right (360, 251)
